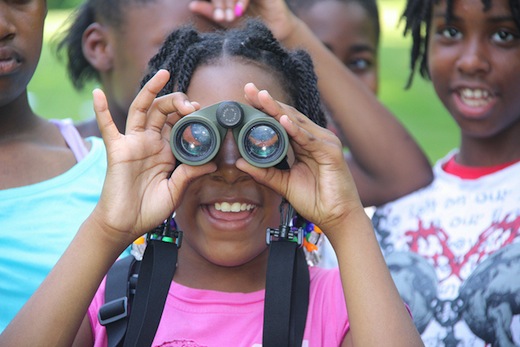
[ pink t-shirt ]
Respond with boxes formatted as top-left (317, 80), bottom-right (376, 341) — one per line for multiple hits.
top-left (88, 266), bottom-right (349, 346)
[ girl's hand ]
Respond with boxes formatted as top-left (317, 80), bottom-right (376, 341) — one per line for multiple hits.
top-left (238, 83), bottom-right (364, 235)
top-left (189, 0), bottom-right (299, 41)
top-left (91, 70), bottom-right (216, 245)
top-left (189, 0), bottom-right (247, 22)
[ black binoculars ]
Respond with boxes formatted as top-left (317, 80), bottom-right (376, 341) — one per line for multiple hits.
top-left (170, 101), bottom-right (289, 168)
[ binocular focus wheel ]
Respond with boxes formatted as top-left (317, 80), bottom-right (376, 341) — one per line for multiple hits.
top-left (171, 101), bottom-right (289, 168)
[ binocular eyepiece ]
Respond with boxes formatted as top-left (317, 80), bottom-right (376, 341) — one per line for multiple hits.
top-left (170, 101), bottom-right (289, 168)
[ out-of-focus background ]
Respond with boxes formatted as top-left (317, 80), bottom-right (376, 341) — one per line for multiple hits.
top-left (29, 0), bottom-right (458, 164)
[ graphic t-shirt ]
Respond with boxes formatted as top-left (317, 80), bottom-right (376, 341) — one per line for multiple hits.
top-left (373, 150), bottom-right (520, 347)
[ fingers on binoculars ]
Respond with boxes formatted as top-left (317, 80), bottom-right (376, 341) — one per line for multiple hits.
top-left (127, 69), bottom-right (170, 132)
top-left (243, 83), bottom-right (285, 119)
top-left (284, 112), bottom-right (338, 155)
top-left (243, 83), bottom-right (323, 140)
top-left (147, 93), bottom-right (198, 135)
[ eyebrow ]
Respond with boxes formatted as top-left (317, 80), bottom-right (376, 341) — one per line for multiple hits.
top-left (348, 44), bottom-right (377, 54)
top-left (323, 42), bottom-right (376, 55)
top-left (432, 11), bottom-right (515, 24)
top-left (487, 15), bottom-right (516, 24)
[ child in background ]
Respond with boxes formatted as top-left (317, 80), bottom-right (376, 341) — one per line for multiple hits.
top-left (370, 0), bottom-right (520, 345)
top-left (191, 0), bottom-right (432, 207)
top-left (58, 0), bottom-right (432, 267)
top-left (192, 0), bottom-right (424, 268)
top-left (54, 0), bottom-right (220, 138)
top-left (0, 20), bottom-right (424, 347)
top-left (57, 0), bottom-right (433, 209)
top-left (284, 0), bottom-right (381, 267)
top-left (0, 0), bottom-right (107, 332)
top-left (286, 0), bottom-right (379, 94)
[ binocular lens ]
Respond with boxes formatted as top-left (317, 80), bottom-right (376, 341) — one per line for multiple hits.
top-left (178, 123), bottom-right (215, 160)
top-left (171, 101), bottom-right (289, 168)
top-left (244, 124), bottom-right (281, 160)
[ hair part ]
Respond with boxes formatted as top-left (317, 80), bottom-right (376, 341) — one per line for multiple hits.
top-left (402, 0), bottom-right (520, 88)
top-left (141, 19), bottom-right (327, 127)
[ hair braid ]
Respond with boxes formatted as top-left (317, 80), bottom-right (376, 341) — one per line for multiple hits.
top-left (236, 20), bottom-right (326, 126)
top-left (141, 28), bottom-right (203, 95)
top-left (233, 22), bottom-right (312, 116)
top-left (402, 0), bottom-right (432, 88)
top-left (285, 51), bottom-right (326, 128)
top-left (241, 22), bottom-right (289, 58)
top-left (175, 40), bottom-right (222, 93)
top-left (141, 19), bottom-right (326, 127)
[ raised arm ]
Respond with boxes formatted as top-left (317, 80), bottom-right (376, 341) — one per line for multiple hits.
top-left (0, 71), bottom-right (215, 347)
top-left (239, 84), bottom-right (424, 346)
top-left (190, 0), bottom-right (433, 207)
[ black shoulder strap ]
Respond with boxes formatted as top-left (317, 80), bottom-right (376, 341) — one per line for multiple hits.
top-left (122, 238), bottom-right (179, 347)
top-left (102, 223), bottom-right (309, 347)
top-left (100, 229), bottom-right (180, 347)
top-left (263, 242), bottom-right (309, 347)
top-left (98, 255), bottom-right (138, 347)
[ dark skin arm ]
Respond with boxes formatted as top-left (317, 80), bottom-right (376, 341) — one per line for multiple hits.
top-left (0, 71), bottom-right (215, 347)
top-left (190, 0), bottom-right (433, 207)
top-left (0, 71), bottom-right (423, 347)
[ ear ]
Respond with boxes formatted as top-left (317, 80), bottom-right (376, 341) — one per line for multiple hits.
top-left (82, 22), bottom-right (113, 72)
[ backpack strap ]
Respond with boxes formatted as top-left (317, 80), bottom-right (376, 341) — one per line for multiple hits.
top-left (100, 220), bottom-right (181, 347)
top-left (263, 233), bottom-right (310, 346)
top-left (122, 238), bottom-right (179, 347)
top-left (101, 204), bottom-right (310, 347)
top-left (98, 255), bottom-right (138, 347)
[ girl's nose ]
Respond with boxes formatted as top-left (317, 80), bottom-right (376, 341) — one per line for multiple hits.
top-left (212, 130), bottom-right (248, 183)
top-left (456, 37), bottom-right (491, 76)
top-left (0, 9), bottom-right (15, 41)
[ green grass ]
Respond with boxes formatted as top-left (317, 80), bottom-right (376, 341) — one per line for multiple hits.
top-left (28, 10), bottom-right (96, 122)
top-left (28, 2), bottom-right (459, 164)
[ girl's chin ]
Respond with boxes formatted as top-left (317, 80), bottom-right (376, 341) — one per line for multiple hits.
top-left (203, 246), bottom-right (269, 268)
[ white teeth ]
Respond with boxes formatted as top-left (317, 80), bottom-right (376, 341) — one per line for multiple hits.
top-left (461, 88), bottom-right (489, 98)
top-left (460, 88), bottom-right (491, 107)
top-left (215, 202), bottom-right (254, 212)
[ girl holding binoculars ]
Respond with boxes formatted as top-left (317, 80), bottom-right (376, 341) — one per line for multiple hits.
top-left (0, 20), bottom-right (423, 347)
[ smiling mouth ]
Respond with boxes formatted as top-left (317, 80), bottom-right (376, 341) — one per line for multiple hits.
top-left (458, 88), bottom-right (493, 108)
top-left (215, 202), bottom-right (256, 212)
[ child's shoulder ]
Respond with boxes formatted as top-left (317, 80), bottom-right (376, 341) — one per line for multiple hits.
top-left (309, 265), bottom-right (341, 290)
top-left (308, 266), bottom-right (349, 339)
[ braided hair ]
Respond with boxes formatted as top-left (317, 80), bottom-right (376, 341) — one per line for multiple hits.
top-left (402, 0), bottom-right (520, 88)
top-left (286, 0), bottom-right (381, 46)
top-left (141, 19), bottom-right (326, 127)
top-left (54, 0), bottom-right (156, 90)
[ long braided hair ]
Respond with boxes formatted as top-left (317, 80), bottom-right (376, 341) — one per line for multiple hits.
top-left (402, 0), bottom-right (520, 88)
top-left (140, 19), bottom-right (326, 128)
